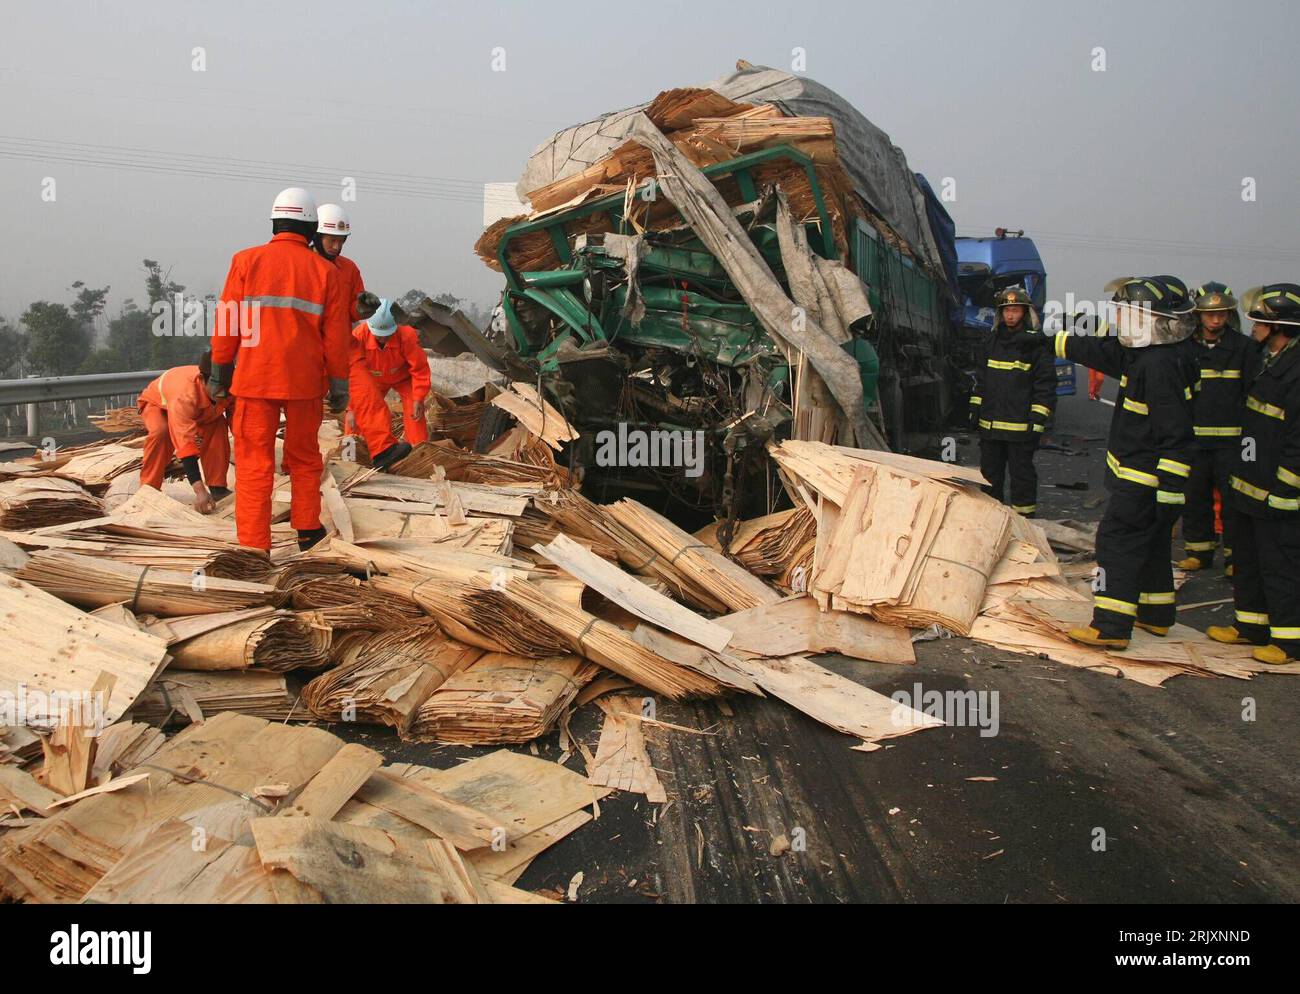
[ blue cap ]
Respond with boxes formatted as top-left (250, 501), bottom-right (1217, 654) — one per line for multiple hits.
top-left (367, 299), bottom-right (398, 337)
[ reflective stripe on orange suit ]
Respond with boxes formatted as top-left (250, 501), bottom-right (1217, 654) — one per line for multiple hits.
top-left (136, 365), bottom-right (231, 489)
top-left (347, 324), bottom-right (431, 456)
top-left (211, 232), bottom-right (349, 550)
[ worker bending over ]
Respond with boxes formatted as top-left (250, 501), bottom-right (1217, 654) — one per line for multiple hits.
top-left (970, 286), bottom-right (1056, 516)
top-left (314, 204), bottom-right (367, 323)
top-left (137, 351), bottom-right (231, 514)
top-left (347, 299), bottom-right (430, 472)
top-left (1177, 283), bottom-right (1250, 574)
top-left (1208, 283), bottom-right (1300, 664)
top-left (210, 187), bottom-right (351, 552)
top-left (1051, 277), bottom-right (1198, 649)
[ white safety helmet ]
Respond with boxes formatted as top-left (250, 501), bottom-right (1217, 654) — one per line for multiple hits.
top-left (270, 187), bottom-right (317, 223)
top-left (317, 203), bottom-right (351, 237)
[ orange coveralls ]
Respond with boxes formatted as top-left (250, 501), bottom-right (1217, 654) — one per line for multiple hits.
top-left (211, 232), bottom-right (350, 550)
top-left (347, 324), bottom-right (431, 457)
top-left (333, 254), bottom-right (365, 322)
top-left (136, 365), bottom-right (231, 490)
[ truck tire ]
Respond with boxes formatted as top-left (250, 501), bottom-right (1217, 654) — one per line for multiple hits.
top-left (473, 405), bottom-right (514, 454)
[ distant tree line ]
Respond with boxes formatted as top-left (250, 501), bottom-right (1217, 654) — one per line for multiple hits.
top-left (0, 274), bottom-right (497, 380)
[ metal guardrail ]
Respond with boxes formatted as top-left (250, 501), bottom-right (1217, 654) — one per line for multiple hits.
top-left (0, 370), bottom-right (162, 436)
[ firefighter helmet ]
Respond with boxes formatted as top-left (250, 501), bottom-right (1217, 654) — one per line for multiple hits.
top-left (1242, 284), bottom-right (1300, 329)
top-left (992, 285), bottom-right (1039, 331)
top-left (1193, 281), bottom-right (1237, 311)
top-left (1106, 276), bottom-right (1194, 347)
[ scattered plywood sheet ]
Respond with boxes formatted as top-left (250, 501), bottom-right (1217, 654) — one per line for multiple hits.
top-left (250, 816), bottom-right (483, 903)
top-left (490, 382), bottom-right (579, 451)
top-left (467, 809), bottom-right (592, 884)
top-left (280, 744), bottom-right (384, 820)
top-left (717, 594), bottom-right (915, 664)
top-left (0, 574), bottom-right (169, 728)
top-left (354, 769), bottom-right (499, 851)
top-left (587, 695), bottom-right (668, 803)
top-left (0, 712), bottom-right (344, 903)
top-left (735, 653), bottom-right (944, 743)
top-left (402, 749), bottom-right (612, 840)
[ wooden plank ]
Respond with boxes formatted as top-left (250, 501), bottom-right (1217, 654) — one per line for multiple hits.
top-left (535, 533), bottom-right (732, 652)
top-left (717, 595), bottom-right (915, 665)
top-left (735, 654), bottom-right (944, 744)
top-left (354, 770), bottom-right (498, 850)
top-left (280, 743), bottom-right (383, 820)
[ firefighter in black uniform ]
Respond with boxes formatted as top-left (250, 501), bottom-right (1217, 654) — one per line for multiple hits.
top-left (1177, 283), bottom-right (1250, 575)
top-left (1207, 283), bottom-right (1300, 664)
top-left (1050, 277), bottom-right (1198, 648)
top-left (970, 286), bottom-right (1056, 516)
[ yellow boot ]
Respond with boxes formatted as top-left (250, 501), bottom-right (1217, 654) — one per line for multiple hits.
top-left (1176, 556), bottom-right (1206, 570)
top-left (1135, 621), bottom-right (1170, 637)
top-left (1224, 564), bottom-right (1234, 577)
top-left (1207, 625), bottom-right (1252, 645)
top-left (1068, 626), bottom-right (1130, 649)
top-left (1252, 644), bottom-right (1294, 665)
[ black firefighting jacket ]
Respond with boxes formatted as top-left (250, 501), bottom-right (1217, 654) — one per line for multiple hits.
top-left (970, 327), bottom-right (1057, 442)
top-left (1184, 329), bottom-right (1254, 448)
top-left (1054, 332), bottom-right (1197, 504)
top-left (1230, 336), bottom-right (1300, 520)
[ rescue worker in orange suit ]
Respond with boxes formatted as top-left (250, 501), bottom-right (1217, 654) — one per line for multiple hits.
top-left (313, 204), bottom-right (367, 322)
top-left (1049, 277), bottom-right (1198, 649)
top-left (209, 187), bottom-right (351, 552)
top-left (969, 286), bottom-right (1056, 516)
top-left (1207, 283), bottom-right (1300, 665)
top-left (347, 299), bottom-right (431, 471)
top-left (136, 350), bottom-right (231, 514)
top-left (1176, 283), bottom-right (1251, 575)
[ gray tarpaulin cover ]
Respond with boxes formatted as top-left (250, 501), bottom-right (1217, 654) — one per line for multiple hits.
top-left (516, 63), bottom-right (943, 274)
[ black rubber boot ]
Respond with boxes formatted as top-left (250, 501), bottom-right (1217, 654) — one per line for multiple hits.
top-left (372, 441), bottom-right (412, 472)
top-left (297, 526), bottom-right (327, 551)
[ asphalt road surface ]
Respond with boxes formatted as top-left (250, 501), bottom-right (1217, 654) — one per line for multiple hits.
top-left (332, 380), bottom-right (1298, 905)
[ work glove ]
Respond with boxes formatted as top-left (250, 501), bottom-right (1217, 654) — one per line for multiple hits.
top-left (207, 362), bottom-right (234, 401)
top-left (356, 291), bottom-right (381, 320)
top-left (328, 378), bottom-right (350, 413)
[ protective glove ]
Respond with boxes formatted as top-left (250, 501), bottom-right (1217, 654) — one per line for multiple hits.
top-left (356, 291), bottom-right (381, 320)
top-left (207, 362), bottom-right (234, 401)
top-left (328, 378), bottom-right (350, 413)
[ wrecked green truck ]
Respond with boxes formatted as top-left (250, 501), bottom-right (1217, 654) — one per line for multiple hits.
top-left (461, 64), bottom-right (961, 522)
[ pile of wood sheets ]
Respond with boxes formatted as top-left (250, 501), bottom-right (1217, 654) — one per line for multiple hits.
top-left (0, 712), bottom-right (605, 903)
top-left (126, 671), bottom-right (296, 725)
top-left (90, 406), bottom-right (145, 434)
top-left (286, 575), bottom-right (427, 631)
top-left (696, 505), bottom-right (816, 592)
top-left (15, 551), bottom-right (284, 616)
top-left (771, 440), bottom-right (1010, 635)
top-left (44, 444), bottom-right (143, 490)
top-left (0, 478), bottom-right (103, 529)
top-left (409, 652), bottom-right (599, 744)
top-left (302, 623), bottom-right (483, 733)
top-left (391, 439), bottom-right (571, 490)
top-left (164, 609), bottom-right (333, 673)
top-left (476, 87), bottom-right (857, 274)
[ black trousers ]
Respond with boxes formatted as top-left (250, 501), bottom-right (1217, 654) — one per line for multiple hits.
top-left (1182, 447), bottom-right (1235, 567)
top-left (979, 437), bottom-right (1039, 516)
top-left (1227, 508), bottom-right (1300, 653)
top-left (1092, 485), bottom-right (1178, 637)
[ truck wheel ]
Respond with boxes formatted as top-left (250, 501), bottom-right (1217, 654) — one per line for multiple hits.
top-left (473, 405), bottom-right (514, 454)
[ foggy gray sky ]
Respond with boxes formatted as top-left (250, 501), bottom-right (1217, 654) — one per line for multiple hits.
top-left (3, 0), bottom-right (1298, 330)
